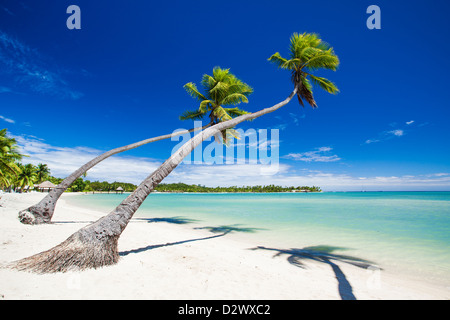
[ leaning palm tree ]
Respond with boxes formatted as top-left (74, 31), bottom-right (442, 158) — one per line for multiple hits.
top-left (11, 32), bottom-right (339, 273)
top-left (18, 67), bottom-right (252, 225)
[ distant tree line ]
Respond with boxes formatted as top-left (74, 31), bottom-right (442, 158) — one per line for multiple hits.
top-left (1, 128), bottom-right (321, 194)
top-left (0, 129), bottom-right (138, 193)
top-left (155, 183), bottom-right (321, 193)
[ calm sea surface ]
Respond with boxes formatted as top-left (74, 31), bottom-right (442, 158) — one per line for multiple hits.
top-left (65, 192), bottom-right (450, 284)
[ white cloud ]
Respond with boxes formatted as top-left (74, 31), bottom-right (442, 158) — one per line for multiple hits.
top-left (0, 115), bottom-right (15, 124)
top-left (389, 129), bottom-right (404, 137)
top-left (283, 147), bottom-right (341, 162)
top-left (364, 124), bottom-right (410, 144)
top-left (14, 135), bottom-right (161, 184)
top-left (364, 139), bottom-right (379, 144)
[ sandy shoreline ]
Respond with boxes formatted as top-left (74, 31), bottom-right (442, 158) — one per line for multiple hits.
top-left (0, 192), bottom-right (448, 300)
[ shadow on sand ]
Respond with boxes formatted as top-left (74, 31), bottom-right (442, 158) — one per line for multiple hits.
top-left (120, 223), bottom-right (262, 256)
top-left (133, 216), bottom-right (199, 225)
top-left (252, 245), bottom-right (377, 300)
top-left (194, 224), bottom-right (264, 234)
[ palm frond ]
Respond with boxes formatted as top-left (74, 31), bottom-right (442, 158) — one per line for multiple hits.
top-left (301, 50), bottom-right (339, 71)
top-left (298, 77), bottom-right (317, 108)
top-left (212, 67), bottom-right (231, 82)
top-left (268, 52), bottom-right (288, 68)
top-left (183, 82), bottom-right (207, 101)
top-left (223, 107), bottom-right (250, 118)
top-left (308, 74), bottom-right (339, 94)
top-left (213, 106), bottom-right (232, 122)
top-left (221, 93), bottom-right (249, 106)
top-left (179, 109), bottom-right (206, 121)
top-left (226, 128), bottom-right (241, 140)
top-left (199, 100), bottom-right (213, 113)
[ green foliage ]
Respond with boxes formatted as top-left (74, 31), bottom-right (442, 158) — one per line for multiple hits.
top-left (181, 67), bottom-right (252, 145)
top-left (268, 32), bottom-right (340, 108)
top-left (0, 130), bottom-right (138, 193)
top-left (85, 180), bottom-right (137, 193)
top-left (0, 128), bottom-right (22, 188)
top-left (16, 163), bottom-right (37, 190)
top-left (36, 163), bottom-right (50, 183)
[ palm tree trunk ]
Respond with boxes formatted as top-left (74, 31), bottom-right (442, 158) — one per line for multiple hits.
top-left (18, 122), bottom-right (212, 225)
top-left (12, 89), bottom-right (297, 273)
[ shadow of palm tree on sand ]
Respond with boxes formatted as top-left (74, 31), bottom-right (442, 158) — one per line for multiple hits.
top-left (133, 216), bottom-right (199, 225)
top-left (120, 223), bottom-right (261, 256)
top-left (252, 245), bottom-right (378, 300)
top-left (194, 224), bottom-right (264, 234)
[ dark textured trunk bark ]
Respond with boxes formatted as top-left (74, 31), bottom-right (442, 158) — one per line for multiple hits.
top-left (12, 89), bottom-right (297, 273)
top-left (18, 122), bottom-right (212, 225)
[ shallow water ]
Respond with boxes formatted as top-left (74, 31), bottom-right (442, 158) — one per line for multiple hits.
top-left (66, 192), bottom-right (450, 284)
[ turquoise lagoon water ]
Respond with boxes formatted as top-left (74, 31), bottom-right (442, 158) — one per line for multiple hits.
top-left (66, 192), bottom-right (450, 284)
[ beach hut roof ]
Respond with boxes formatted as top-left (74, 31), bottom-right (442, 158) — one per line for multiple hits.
top-left (39, 181), bottom-right (56, 188)
top-left (116, 186), bottom-right (124, 191)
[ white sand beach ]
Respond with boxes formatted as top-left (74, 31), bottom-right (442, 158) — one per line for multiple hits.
top-left (0, 192), bottom-right (448, 300)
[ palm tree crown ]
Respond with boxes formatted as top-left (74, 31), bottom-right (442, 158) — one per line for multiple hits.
top-left (180, 67), bottom-right (253, 143)
top-left (268, 32), bottom-right (340, 108)
top-left (16, 163), bottom-right (37, 190)
top-left (36, 163), bottom-right (50, 183)
top-left (0, 129), bottom-right (22, 187)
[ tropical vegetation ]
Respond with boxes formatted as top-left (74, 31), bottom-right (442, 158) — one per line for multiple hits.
top-left (0, 128), bottom-right (138, 193)
top-left (0, 128), bottom-right (22, 188)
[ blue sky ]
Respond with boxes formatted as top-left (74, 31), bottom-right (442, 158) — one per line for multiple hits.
top-left (1, 0), bottom-right (450, 190)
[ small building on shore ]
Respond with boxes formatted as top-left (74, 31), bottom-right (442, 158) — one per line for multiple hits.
top-left (36, 181), bottom-right (56, 192)
top-left (115, 186), bottom-right (124, 194)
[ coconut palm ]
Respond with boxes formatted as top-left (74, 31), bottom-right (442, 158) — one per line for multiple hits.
top-left (0, 129), bottom-right (22, 188)
top-left (268, 32), bottom-right (339, 108)
top-left (180, 67), bottom-right (253, 143)
top-left (16, 163), bottom-right (37, 192)
top-left (35, 163), bottom-right (50, 183)
top-left (12, 33), bottom-right (339, 273)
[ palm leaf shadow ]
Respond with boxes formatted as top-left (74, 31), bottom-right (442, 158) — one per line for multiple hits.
top-left (194, 224), bottom-right (264, 234)
top-left (133, 216), bottom-right (199, 225)
top-left (252, 245), bottom-right (378, 300)
top-left (120, 223), bottom-right (261, 256)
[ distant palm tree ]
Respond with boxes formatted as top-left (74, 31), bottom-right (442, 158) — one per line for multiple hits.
top-left (0, 129), bottom-right (22, 188)
top-left (36, 163), bottom-right (50, 183)
top-left (180, 67), bottom-right (253, 143)
top-left (16, 163), bottom-right (37, 192)
top-left (268, 32), bottom-right (339, 108)
top-left (12, 33), bottom-right (340, 273)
